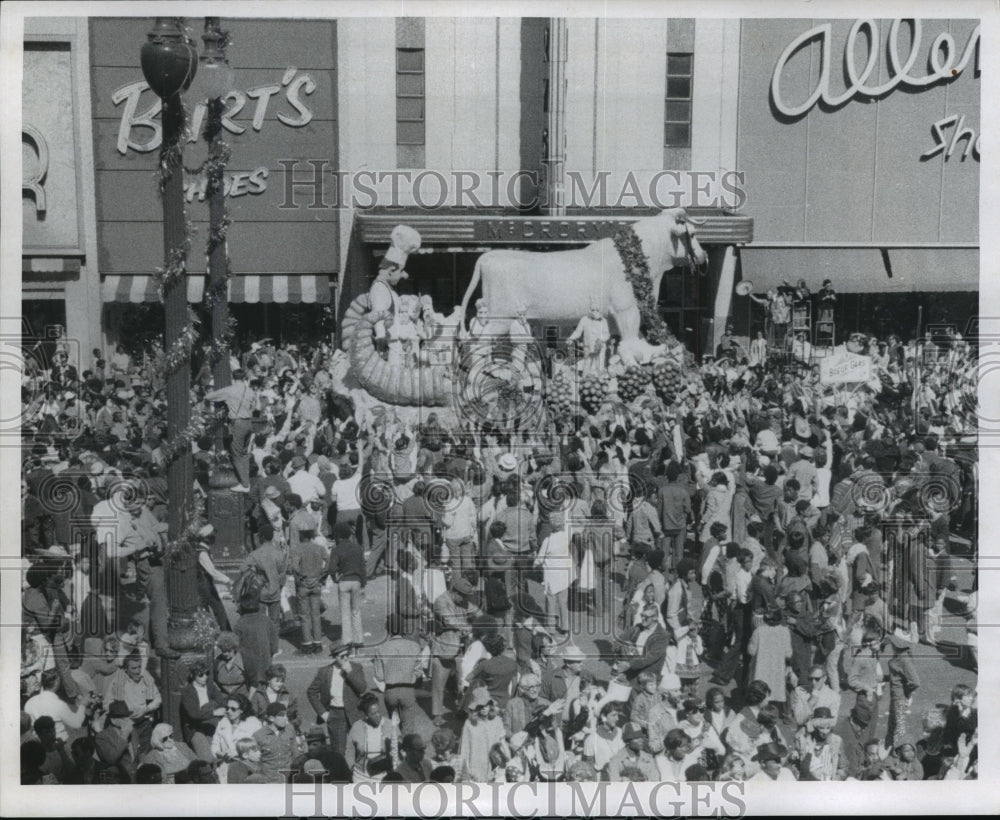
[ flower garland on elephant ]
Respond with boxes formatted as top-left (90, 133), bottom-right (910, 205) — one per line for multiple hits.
top-left (612, 225), bottom-right (675, 348)
top-left (609, 223), bottom-right (707, 408)
top-left (612, 223), bottom-right (705, 369)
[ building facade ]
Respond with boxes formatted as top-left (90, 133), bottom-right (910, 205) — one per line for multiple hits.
top-left (335, 17), bottom-right (750, 358)
top-left (23, 15), bottom-right (979, 358)
top-left (88, 17), bottom-right (339, 348)
top-left (733, 17), bottom-right (980, 341)
top-left (22, 17), bottom-right (102, 369)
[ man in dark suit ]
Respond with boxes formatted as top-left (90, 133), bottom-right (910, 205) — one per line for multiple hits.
top-left (396, 733), bottom-right (434, 782)
top-left (836, 700), bottom-right (876, 779)
top-left (306, 642), bottom-right (369, 756)
top-left (614, 604), bottom-right (668, 685)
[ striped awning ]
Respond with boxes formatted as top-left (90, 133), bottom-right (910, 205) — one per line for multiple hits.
top-left (102, 275), bottom-right (331, 304)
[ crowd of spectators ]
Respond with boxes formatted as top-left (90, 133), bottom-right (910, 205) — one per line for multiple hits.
top-left (20, 302), bottom-right (978, 784)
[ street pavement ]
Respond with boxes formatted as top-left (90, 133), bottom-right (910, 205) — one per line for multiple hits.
top-left (220, 552), bottom-right (976, 750)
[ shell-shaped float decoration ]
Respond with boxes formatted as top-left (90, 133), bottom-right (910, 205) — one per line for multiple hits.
top-left (341, 293), bottom-right (453, 406)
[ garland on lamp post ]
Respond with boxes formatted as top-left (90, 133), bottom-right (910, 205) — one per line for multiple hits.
top-left (163, 324), bottom-right (199, 373)
top-left (151, 55), bottom-right (239, 380)
top-left (160, 489), bottom-right (220, 652)
top-left (157, 407), bottom-right (209, 466)
top-left (153, 223), bottom-right (194, 299)
top-left (207, 316), bottom-right (237, 365)
top-left (203, 209), bottom-right (235, 369)
top-left (148, 88), bottom-right (240, 478)
top-left (148, 18), bottom-right (243, 573)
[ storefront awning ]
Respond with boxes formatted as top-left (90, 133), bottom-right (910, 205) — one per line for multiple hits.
top-left (738, 247), bottom-right (979, 293)
top-left (23, 257), bottom-right (82, 276)
top-left (101, 275), bottom-right (331, 304)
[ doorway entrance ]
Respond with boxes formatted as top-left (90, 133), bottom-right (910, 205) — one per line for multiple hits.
top-left (657, 267), bottom-right (709, 358)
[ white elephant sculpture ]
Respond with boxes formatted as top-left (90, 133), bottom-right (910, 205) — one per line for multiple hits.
top-left (459, 208), bottom-right (708, 365)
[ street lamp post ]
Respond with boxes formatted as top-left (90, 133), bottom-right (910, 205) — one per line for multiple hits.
top-left (191, 18), bottom-right (249, 562)
top-left (140, 17), bottom-right (201, 727)
top-left (200, 17), bottom-right (234, 410)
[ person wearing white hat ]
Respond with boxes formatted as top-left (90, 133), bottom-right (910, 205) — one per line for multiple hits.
top-left (369, 225), bottom-right (421, 355)
top-left (787, 445), bottom-right (818, 502)
top-left (258, 484), bottom-right (286, 543)
top-left (496, 452), bottom-right (518, 475)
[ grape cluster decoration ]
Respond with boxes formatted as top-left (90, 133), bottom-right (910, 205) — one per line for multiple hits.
top-left (579, 373), bottom-right (612, 414)
top-left (651, 359), bottom-right (686, 405)
top-left (615, 365), bottom-right (652, 403)
top-left (544, 375), bottom-right (577, 420)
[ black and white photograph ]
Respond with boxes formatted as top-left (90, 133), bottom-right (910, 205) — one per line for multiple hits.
top-left (2, 1), bottom-right (995, 815)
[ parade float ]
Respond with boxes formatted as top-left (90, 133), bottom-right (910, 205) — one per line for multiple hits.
top-left (338, 209), bottom-right (712, 427)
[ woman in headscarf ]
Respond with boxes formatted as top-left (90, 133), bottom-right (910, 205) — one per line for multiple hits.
top-left (213, 631), bottom-right (249, 699)
top-left (458, 688), bottom-right (508, 782)
top-left (778, 550), bottom-right (813, 611)
top-left (140, 723), bottom-right (196, 783)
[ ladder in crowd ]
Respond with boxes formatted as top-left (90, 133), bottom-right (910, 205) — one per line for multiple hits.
top-left (766, 300), bottom-right (837, 366)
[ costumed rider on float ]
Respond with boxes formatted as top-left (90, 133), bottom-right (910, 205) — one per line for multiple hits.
top-left (369, 225), bottom-right (422, 359)
top-left (567, 295), bottom-right (611, 375)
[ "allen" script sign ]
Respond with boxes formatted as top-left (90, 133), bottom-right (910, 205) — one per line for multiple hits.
top-left (771, 19), bottom-right (980, 119)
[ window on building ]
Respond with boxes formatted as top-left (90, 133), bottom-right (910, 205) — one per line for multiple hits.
top-left (664, 52), bottom-right (693, 148)
top-left (396, 47), bottom-right (425, 146)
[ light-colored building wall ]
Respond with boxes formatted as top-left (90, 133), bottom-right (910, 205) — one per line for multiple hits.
top-left (338, 17), bottom-right (524, 273)
top-left (428, 17), bottom-right (496, 171)
top-left (691, 18), bottom-right (740, 179)
top-left (564, 18), bottom-right (599, 179)
top-left (22, 16), bottom-right (102, 358)
top-left (337, 16), bottom-right (396, 269)
top-left (495, 19), bottom-right (522, 181)
top-left (563, 18), bottom-right (741, 210)
top-left (592, 19), bottom-right (667, 196)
